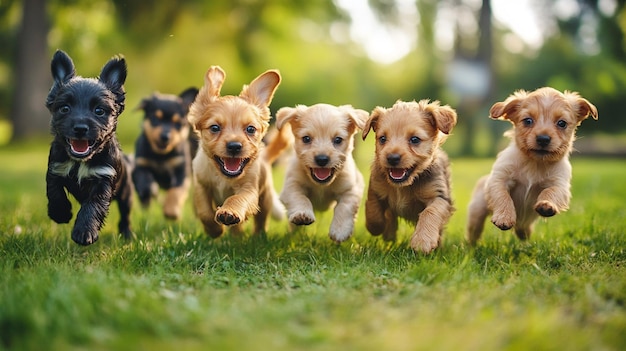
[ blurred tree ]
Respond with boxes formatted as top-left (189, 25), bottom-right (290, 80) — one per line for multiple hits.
top-left (10, 0), bottom-right (49, 141)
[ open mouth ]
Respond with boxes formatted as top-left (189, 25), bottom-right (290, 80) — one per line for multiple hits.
top-left (310, 168), bottom-right (335, 184)
top-left (388, 167), bottom-right (413, 183)
top-left (67, 138), bottom-right (95, 158)
top-left (215, 156), bottom-right (249, 177)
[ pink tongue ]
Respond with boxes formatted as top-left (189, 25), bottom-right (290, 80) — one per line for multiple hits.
top-left (313, 168), bottom-right (332, 180)
top-left (389, 168), bottom-right (407, 180)
top-left (223, 158), bottom-right (242, 172)
top-left (71, 139), bottom-right (90, 153)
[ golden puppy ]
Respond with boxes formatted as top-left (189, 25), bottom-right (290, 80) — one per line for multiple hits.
top-left (188, 66), bottom-right (290, 237)
top-left (362, 100), bottom-right (457, 253)
top-left (466, 87), bottom-right (598, 244)
top-left (276, 103), bottom-right (369, 243)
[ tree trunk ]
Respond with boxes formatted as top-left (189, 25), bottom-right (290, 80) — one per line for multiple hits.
top-left (10, 0), bottom-right (50, 141)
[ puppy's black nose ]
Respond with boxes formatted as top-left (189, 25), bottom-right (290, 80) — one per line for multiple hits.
top-left (536, 135), bottom-right (551, 147)
top-left (387, 153), bottom-right (401, 166)
top-left (73, 124), bottom-right (89, 136)
top-left (314, 154), bottom-right (330, 167)
top-left (160, 131), bottom-right (171, 143)
top-left (226, 141), bottom-right (242, 155)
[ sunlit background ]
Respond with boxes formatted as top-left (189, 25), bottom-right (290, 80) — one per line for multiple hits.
top-left (2, 0), bottom-right (626, 156)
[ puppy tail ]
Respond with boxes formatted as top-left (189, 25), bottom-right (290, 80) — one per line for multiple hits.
top-left (263, 123), bottom-right (293, 164)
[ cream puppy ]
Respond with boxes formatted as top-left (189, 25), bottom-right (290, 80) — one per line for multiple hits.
top-left (276, 103), bottom-right (369, 242)
top-left (466, 87), bottom-right (598, 244)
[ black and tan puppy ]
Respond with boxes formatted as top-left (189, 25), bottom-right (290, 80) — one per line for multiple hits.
top-left (45, 50), bottom-right (133, 245)
top-left (132, 88), bottom-right (198, 220)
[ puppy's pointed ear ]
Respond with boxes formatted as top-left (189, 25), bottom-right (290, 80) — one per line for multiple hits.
top-left (566, 92), bottom-right (598, 123)
top-left (240, 70), bottom-right (281, 109)
top-left (490, 90), bottom-right (526, 123)
top-left (340, 105), bottom-right (369, 131)
top-left (51, 50), bottom-right (76, 84)
top-left (429, 103), bottom-right (457, 134)
top-left (179, 87), bottom-right (199, 110)
top-left (99, 55), bottom-right (127, 90)
top-left (276, 105), bottom-right (305, 130)
top-left (363, 107), bottom-right (384, 140)
top-left (204, 66), bottom-right (226, 100)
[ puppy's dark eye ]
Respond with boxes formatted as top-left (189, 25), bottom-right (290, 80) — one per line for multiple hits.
top-left (246, 126), bottom-right (256, 135)
top-left (556, 120), bottom-right (567, 129)
top-left (333, 137), bottom-right (343, 145)
top-left (59, 105), bottom-right (70, 114)
top-left (522, 117), bottom-right (534, 126)
top-left (94, 107), bottom-right (105, 117)
top-left (209, 125), bottom-right (221, 133)
top-left (410, 136), bottom-right (421, 145)
top-left (302, 136), bottom-right (311, 144)
top-left (379, 136), bottom-right (386, 145)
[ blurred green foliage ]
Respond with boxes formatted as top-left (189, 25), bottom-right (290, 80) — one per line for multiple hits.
top-left (1, 0), bottom-right (626, 154)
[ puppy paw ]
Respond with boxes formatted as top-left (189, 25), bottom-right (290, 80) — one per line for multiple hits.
top-left (71, 228), bottom-right (99, 246)
top-left (215, 208), bottom-right (241, 226)
top-left (289, 211), bottom-right (315, 226)
top-left (410, 232), bottom-right (440, 254)
top-left (491, 211), bottom-right (515, 231)
top-left (49, 203), bottom-right (72, 224)
top-left (329, 222), bottom-right (354, 243)
top-left (535, 201), bottom-right (557, 217)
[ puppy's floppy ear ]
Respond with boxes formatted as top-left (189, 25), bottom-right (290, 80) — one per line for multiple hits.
top-left (428, 103), bottom-right (457, 134)
top-left (50, 50), bottom-right (76, 84)
top-left (240, 70), bottom-right (281, 109)
top-left (565, 91), bottom-right (598, 123)
top-left (179, 87), bottom-right (199, 110)
top-left (363, 107), bottom-right (385, 140)
top-left (489, 90), bottom-right (527, 122)
top-left (276, 105), bottom-right (305, 130)
top-left (340, 105), bottom-right (369, 131)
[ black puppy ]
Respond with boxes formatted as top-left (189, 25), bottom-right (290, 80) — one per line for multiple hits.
top-left (132, 88), bottom-right (198, 220)
top-left (45, 50), bottom-right (133, 245)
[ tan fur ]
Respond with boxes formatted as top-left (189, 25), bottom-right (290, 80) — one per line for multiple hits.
top-left (362, 100), bottom-right (457, 253)
top-left (276, 103), bottom-right (369, 242)
top-left (466, 87), bottom-right (598, 244)
top-left (163, 178), bottom-right (190, 220)
top-left (188, 66), bottom-right (290, 237)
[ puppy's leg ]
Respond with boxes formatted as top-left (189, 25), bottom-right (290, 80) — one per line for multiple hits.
top-left (46, 172), bottom-right (73, 224)
top-left (132, 166), bottom-right (155, 208)
top-left (410, 197), bottom-right (452, 253)
top-left (466, 176), bottom-right (489, 245)
top-left (163, 178), bottom-right (190, 220)
top-left (193, 180), bottom-right (223, 238)
top-left (216, 185), bottom-right (260, 226)
top-left (485, 174), bottom-right (516, 231)
top-left (329, 189), bottom-right (362, 243)
top-left (364, 184), bottom-right (386, 236)
top-left (116, 176), bottom-right (133, 239)
top-left (253, 182), bottom-right (274, 234)
top-left (535, 184), bottom-right (570, 218)
top-left (72, 181), bottom-right (114, 245)
top-left (381, 208), bottom-right (398, 242)
top-left (280, 179), bottom-right (316, 226)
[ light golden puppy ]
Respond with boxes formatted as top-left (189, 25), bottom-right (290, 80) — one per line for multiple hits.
top-left (466, 87), bottom-right (598, 245)
top-left (276, 103), bottom-right (369, 243)
top-left (362, 100), bottom-right (457, 253)
top-left (188, 66), bottom-right (291, 238)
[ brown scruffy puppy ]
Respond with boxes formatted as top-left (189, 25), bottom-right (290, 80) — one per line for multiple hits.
top-left (362, 100), bottom-right (457, 253)
top-left (466, 87), bottom-right (598, 245)
top-left (275, 103), bottom-right (369, 243)
top-left (188, 66), bottom-right (291, 237)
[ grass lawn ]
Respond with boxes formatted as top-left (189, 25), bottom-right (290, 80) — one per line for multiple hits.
top-left (0, 141), bottom-right (625, 351)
